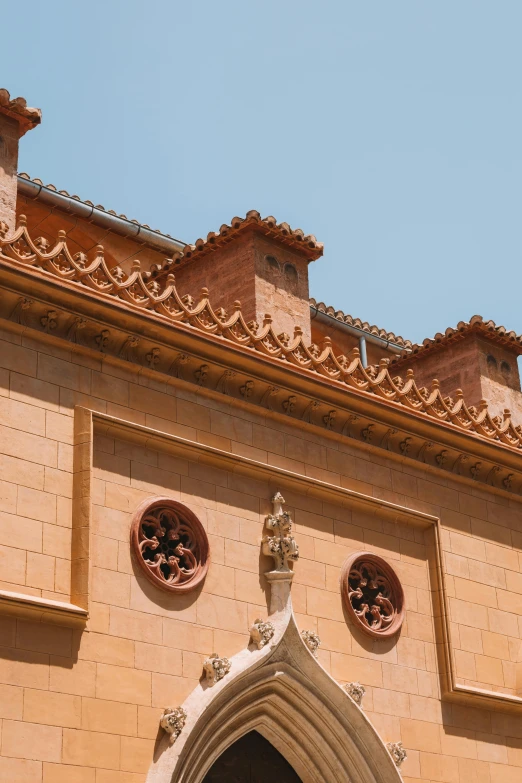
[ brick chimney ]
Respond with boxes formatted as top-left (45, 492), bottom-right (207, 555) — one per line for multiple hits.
top-left (393, 317), bottom-right (522, 421)
top-left (0, 89), bottom-right (41, 235)
top-left (155, 212), bottom-right (323, 346)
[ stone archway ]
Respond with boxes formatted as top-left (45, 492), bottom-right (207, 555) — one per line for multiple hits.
top-left (146, 494), bottom-right (404, 783)
top-left (149, 613), bottom-right (402, 783)
top-left (202, 730), bottom-right (302, 782)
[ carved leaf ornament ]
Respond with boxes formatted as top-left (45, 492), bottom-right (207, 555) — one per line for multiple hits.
top-left (3, 217), bottom-right (522, 453)
top-left (341, 552), bottom-right (404, 638)
top-left (131, 497), bottom-right (209, 593)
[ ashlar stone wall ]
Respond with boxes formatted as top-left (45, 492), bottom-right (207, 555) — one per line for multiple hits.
top-left (0, 323), bottom-right (521, 783)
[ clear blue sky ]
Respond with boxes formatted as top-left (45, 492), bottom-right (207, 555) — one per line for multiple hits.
top-left (2, 2), bottom-right (521, 344)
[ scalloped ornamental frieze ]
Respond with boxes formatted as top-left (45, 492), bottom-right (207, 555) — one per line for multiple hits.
top-left (2, 219), bottom-right (522, 452)
top-left (0, 287), bottom-right (521, 499)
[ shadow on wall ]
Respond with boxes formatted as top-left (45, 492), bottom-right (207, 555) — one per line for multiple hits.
top-left (0, 615), bottom-right (81, 677)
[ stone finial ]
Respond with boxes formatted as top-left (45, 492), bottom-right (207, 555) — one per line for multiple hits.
top-left (203, 653), bottom-right (231, 686)
top-left (343, 682), bottom-right (365, 706)
top-left (250, 618), bottom-right (275, 649)
top-left (386, 742), bottom-right (407, 768)
top-left (0, 89), bottom-right (41, 136)
top-left (262, 492), bottom-right (299, 572)
top-left (160, 706), bottom-right (187, 738)
top-left (301, 630), bottom-right (320, 657)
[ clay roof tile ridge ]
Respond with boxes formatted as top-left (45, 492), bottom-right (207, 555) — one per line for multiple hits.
top-left (309, 297), bottom-right (412, 349)
top-left (391, 314), bottom-right (522, 367)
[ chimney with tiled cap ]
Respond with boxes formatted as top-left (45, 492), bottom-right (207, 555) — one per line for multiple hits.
top-left (154, 211), bottom-right (323, 346)
top-left (0, 89), bottom-right (41, 236)
top-left (391, 315), bottom-right (522, 421)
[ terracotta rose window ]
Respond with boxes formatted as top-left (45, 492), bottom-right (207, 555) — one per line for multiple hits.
top-left (340, 552), bottom-right (404, 638)
top-left (131, 497), bottom-right (209, 593)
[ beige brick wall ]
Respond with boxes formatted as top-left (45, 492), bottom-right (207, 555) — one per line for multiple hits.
top-left (0, 327), bottom-right (522, 782)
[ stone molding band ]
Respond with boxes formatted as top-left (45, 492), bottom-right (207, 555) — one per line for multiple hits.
top-left (1, 219), bottom-right (521, 452)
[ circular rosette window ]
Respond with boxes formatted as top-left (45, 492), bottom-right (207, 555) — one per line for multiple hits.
top-left (131, 497), bottom-right (209, 593)
top-left (340, 552), bottom-right (404, 638)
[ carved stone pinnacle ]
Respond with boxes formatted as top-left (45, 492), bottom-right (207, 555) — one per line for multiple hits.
top-left (262, 493), bottom-right (299, 572)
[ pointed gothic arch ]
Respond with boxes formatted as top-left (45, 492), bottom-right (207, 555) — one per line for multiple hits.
top-left (146, 495), bottom-right (404, 783)
top-left (202, 730), bottom-right (301, 781)
top-left (147, 615), bottom-right (402, 783)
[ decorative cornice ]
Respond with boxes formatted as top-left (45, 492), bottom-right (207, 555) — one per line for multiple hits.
top-left (0, 299), bottom-right (519, 499)
top-left (1, 218), bottom-right (521, 454)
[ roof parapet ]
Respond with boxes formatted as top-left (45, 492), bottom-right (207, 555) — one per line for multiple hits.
top-left (1, 216), bottom-right (521, 453)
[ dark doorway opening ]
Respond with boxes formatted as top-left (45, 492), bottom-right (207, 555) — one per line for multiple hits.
top-left (202, 730), bottom-right (302, 782)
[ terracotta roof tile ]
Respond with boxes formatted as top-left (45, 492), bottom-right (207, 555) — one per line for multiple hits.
top-left (392, 315), bottom-right (522, 367)
top-left (152, 210), bottom-right (323, 277)
top-left (2, 218), bottom-right (521, 453)
top-left (310, 298), bottom-right (412, 349)
top-left (17, 173), bottom-right (182, 242)
top-left (0, 89), bottom-right (41, 136)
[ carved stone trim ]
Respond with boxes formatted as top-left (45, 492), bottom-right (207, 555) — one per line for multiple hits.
top-left (147, 593), bottom-right (403, 782)
top-left (262, 492), bottom-right (299, 572)
top-left (341, 551), bottom-right (405, 638)
top-left (0, 260), bottom-right (520, 499)
top-left (130, 497), bottom-right (209, 593)
top-left (386, 742), bottom-right (407, 768)
top-left (160, 706), bottom-right (187, 738)
top-left (9, 296), bottom-right (33, 325)
top-left (250, 618), bottom-right (275, 649)
top-left (343, 682), bottom-right (366, 706)
top-left (203, 653), bottom-right (231, 686)
top-left (301, 629), bottom-right (321, 657)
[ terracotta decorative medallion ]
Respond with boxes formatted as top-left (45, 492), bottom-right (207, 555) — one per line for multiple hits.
top-left (131, 497), bottom-right (209, 593)
top-left (340, 552), bottom-right (404, 638)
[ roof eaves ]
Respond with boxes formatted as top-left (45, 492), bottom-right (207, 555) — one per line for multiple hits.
top-left (17, 174), bottom-right (185, 256)
top-left (310, 298), bottom-right (412, 349)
